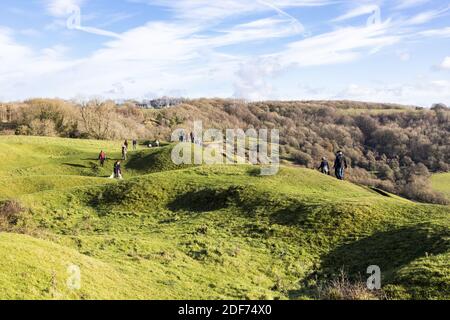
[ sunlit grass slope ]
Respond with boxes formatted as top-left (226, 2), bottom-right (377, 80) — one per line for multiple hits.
top-left (431, 173), bottom-right (450, 201)
top-left (0, 136), bottom-right (448, 300)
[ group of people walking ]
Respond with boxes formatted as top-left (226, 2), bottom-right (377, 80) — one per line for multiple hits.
top-left (99, 140), bottom-right (348, 181)
top-left (318, 151), bottom-right (348, 180)
top-left (179, 132), bottom-right (202, 145)
top-left (97, 139), bottom-right (160, 180)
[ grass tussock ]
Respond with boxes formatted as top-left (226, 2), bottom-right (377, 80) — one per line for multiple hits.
top-left (317, 270), bottom-right (383, 300)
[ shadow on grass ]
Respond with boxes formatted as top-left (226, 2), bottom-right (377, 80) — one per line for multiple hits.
top-left (319, 223), bottom-right (450, 279)
top-left (63, 163), bottom-right (89, 168)
top-left (269, 202), bottom-right (319, 227)
top-left (167, 186), bottom-right (246, 213)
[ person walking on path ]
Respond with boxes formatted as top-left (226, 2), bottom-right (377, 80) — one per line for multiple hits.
top-left (122, 143), bottom-right (128, 160)
top-left (318, 157), bottom-right (330, 175)
top-left (132, 139), bottom-right (137, 151)
top-left (98, 150), bottom-right (107, 167)
top-left (111, 161), bottom-right (123, 179)
top-left (334, 151), bottom-right (348, 180)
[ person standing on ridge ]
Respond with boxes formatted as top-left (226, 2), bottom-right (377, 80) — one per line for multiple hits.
top-left (334, 151), bottom-right (348, 180)
top-left (132, 139), bottom-right (137, 151)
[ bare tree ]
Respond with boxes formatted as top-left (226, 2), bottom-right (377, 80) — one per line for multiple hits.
top-left (80, 99), bottom-right (115, 139)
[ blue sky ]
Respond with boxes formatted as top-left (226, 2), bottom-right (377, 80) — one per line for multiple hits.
top-left (0, 0), bottom-right (449, 106)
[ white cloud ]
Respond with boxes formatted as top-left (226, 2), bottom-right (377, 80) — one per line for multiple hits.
top-left (233, 57), bottom-right (282, 100)
top-left (439, 56), bottom-right (450, 70)
top-left (396, 50), bottom-right (411, 61)
top-left (0, 0), bottom-right (448, 105)
top-left (277, 21), bottom-right (400, 67)
top-left (338, 79), bottom-right (450, 106)
top-left (418, 27), bottom-right (450, 38)
top-left (45, 0), bottom-right (85, 17)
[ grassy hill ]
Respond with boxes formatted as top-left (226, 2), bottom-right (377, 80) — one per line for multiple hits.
top-left (432, 173), bottom-right (450, 201)
top-left (0, 136), bottom-right (449, 300)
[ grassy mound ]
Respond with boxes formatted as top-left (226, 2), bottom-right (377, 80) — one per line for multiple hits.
top-left (0, 233), bottom-right (140, 300)
top-left (0, 136), bottom-right (449, 299)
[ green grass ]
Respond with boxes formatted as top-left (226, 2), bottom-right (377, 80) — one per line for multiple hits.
top-left (431, 173), bottom-right (450, 201)
top-left (0, 136), bottom-right (449, 300)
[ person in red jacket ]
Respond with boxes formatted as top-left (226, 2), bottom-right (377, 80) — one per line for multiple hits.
top-left (98, 150), bottom-right (107, 167)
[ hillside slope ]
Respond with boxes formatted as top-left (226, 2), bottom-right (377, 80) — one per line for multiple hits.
top-left (0, 136), bottom-right (448, 300)
top-left (432, 173), bottom-right (450, 201)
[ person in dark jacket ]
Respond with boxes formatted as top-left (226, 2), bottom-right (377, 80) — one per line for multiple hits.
top-left (318, 157), bottom-right (330, 175)
top-left (334, 151), bottom-right (348, 180)
top-left (132, 139), bottom-right (137, 151)
top-left (122, 143), bottom-right (128, 160)
top-left (113, 161), bottom-right (122, 179)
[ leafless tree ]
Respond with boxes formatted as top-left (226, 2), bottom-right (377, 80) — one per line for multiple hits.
top-left (80, 99), bottom-right (115, 139)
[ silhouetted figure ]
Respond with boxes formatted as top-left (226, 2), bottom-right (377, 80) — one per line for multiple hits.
top-left (318, 157), bottom-right (330, 175)
top-left (334, 151), bottom-right (348, 180)
top-left (132, 139), bottom-right (137, 151)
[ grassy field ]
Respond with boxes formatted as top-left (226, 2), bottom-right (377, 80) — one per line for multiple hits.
top-left (0, 136), bottom-right (449, 300)
top-left (431, 173), bottom-right (450, 201)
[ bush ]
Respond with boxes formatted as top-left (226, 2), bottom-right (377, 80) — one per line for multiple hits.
top-left (317, 270), bottom-right (381, 300)
top-left (292, 151), bottom-right (313, 167)
top-left (400, 176), bottom-right (448, 205)
top-left (0, 200), bottom-right (24, 231)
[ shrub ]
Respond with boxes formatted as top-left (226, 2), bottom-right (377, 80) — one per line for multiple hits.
top-left (292, 151), bottom-right (313, 167)
top-left (400, 176), bottom-right (448, 205)
top-left (317, 270), bottom-right (381, 300)
top-left (0, 200), bottom-right (24, 231)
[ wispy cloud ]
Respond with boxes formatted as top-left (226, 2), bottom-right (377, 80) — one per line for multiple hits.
top-left (404, 6), bottom-right (450, 25)
top-left (394, 0), bottom-right (431, 10)
top-left (332, 4), bottom-right (380, 22)
top-left (44, 0), bottom-right (85, 17)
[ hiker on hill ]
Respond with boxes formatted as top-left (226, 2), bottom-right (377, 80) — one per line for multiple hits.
top-left (111, 161), bottom-right (123, 179)
top-left (318, 157), bottom-right (330, 175)
top-left (155, 140), bottom-right (160, 147)
top-left (98, 150), bottom-right (107, 167)
top-left (132, 139), bottom-right (137, 151)
top-left (122, 143), bottom-right (128, 160)
top-left (124, 140), bottom-right (129, 149)
top-left (190, 132), bottom-right (195, 144)
top-left (334, 151), bottom-right (348, 180)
